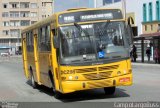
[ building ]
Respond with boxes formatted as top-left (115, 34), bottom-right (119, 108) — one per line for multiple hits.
top-left (141, 0), bottom-right (160, 41)
top-left (94, 0), bottom-right (121, 8)
top-left (138, 0), bottom-right (160, 62)
top-left (0, 0), bottom-right (53, 54)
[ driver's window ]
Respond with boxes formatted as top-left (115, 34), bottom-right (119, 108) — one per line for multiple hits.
top-left (107, 23), bottom-right (124, 46)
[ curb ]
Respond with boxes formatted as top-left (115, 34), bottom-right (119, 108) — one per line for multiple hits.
top-left (132, 63), bottom-right (160, 67)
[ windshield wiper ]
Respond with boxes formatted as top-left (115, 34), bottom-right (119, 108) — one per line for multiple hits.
top-left (94, 20), bottom-right (110, 51)
top-left (74, 23), bottom-right (92, 43)
top-left (95, 20), bottom-right (110, 36)
top-left (73, 22), bottom-right (97, 60)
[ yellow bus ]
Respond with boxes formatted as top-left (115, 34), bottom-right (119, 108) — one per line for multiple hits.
top-left (22, 8), bottom-right (133, 99)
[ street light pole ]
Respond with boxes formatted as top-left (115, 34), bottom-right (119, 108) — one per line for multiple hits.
top-left (94, 0), bottom-right (97, 8)
top-left (77, 0), bottom-right (79, 8)
top-left (122, 0), bottom-right (126, 20)
top-left (52, 0), bottom-right (54, 13)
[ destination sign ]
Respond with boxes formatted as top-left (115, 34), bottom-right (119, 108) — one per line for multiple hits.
top-left (58, 9), bottom-right (123, 24)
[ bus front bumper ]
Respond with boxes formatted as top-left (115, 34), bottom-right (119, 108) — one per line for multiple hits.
top-left (61, 73), bottom-right (132, 93)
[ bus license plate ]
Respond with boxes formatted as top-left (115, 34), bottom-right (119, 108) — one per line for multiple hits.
top-left (119, 77), bottom-right (130, 83)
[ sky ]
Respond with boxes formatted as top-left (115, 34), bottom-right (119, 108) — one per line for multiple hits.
top-left (54, 0), bottom-right (94, 12)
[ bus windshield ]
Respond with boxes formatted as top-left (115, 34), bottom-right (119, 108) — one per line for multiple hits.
top-left (59, 21), bottom-right (129, 65)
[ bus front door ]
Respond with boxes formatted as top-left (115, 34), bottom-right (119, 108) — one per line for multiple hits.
top-left (22, 37), bottom-right (29, 78)
top-left (34, 34), bottom-right (41, 85)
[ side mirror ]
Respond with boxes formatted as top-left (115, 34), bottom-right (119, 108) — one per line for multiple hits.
top-left (132, 26), bottom-right (138, 36)
top-left (126, 25), bottom-right (133, 46)
top-left (53, 36), bottom-right (59, 48)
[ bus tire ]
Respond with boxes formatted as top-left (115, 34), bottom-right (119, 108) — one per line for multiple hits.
top-left (49, 72), bottom-right (55, 91)
top-left (49, 72), bottom-right (63, 99)
top-left (30, 69), bottom-right (38, 89)
top-left (54, 91), bottom-right (63, 99)
top-left (104, 87), bottom-right (116, 95)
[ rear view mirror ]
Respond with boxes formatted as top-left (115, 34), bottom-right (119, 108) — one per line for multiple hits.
top-left (53, 36), bottom-right (59, 48)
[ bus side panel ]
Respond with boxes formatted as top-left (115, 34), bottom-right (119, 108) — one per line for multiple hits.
top-left (27, 52), bottom-right (37, 81)
top-left (39, 52), bottom-right (52, 88)
top-left (22, 37), bottom-right (29, 79)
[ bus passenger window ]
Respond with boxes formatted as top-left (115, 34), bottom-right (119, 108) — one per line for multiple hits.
top-left (38, 26), bottom-right (51, 51)
top-left (26, 32), bottom-right (34, 52)
top-left (46, 26), bottom-right (51, 51)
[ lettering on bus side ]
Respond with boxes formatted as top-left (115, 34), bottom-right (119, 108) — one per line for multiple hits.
top-left (61, 70), bottom-right (75, 75)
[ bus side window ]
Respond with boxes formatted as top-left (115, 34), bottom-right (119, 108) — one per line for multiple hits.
top-left (38, 28), bottom-right (42, 51)
top-left (46, 25), bottom-right (51, 51)
top-left (30, 31), bottom-right (34, 52)
top-left (38, 26), bottom-right (51, 51)
top-left (39, 27), bottom-right (46, 51)
top-left (26, 32), bottom-right (34, 52)
top-left (26, 32), bottom-right (30, 52)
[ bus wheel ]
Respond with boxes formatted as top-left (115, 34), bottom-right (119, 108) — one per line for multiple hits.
top-left (54, 91), bottom-right (63, 99)
top-left (49, 72), bottom-right (63, 99)
top-left (104, 87), bottom-right (116, 95)
top-left (51, 81), bottom-right (63, 99)
top-left (30, 73), bottom-right (38, 89)
top-left (50, 79), bottom-right (63, 99)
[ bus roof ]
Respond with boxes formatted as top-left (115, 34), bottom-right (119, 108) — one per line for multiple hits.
top-left (21, 14), bottom-right (55, 33)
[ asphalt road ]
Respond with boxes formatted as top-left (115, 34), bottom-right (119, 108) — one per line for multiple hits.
top-left (0, 56), bottom-right (160, 102)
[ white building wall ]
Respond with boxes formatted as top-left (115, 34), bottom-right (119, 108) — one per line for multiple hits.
top-left (96, 0), bottom-right (158, 36)
top-left (95, 0), bottom-right (103, 8)
top-left (126, 0), bottom-right (157, 35)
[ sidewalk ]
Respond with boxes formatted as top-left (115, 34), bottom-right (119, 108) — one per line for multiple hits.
top-left (0, 55), bottom-right (22, 62)
top-left (131, 56), bottom-right (160, 66)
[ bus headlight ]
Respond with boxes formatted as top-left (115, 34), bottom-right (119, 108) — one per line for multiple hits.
top-left (68, 76), bottom-right (73, 80)
top-left (124, 70), bottom-right (127, 74)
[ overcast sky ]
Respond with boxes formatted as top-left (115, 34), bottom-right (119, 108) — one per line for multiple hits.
top-left (54, 0), bottom-right (94, 12)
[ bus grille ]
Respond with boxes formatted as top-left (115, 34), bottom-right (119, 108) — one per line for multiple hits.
top-left (75, 65), bottom-right (119, 73)
top-left (83, 71), bottom-right (112, 80)
top-left (75, 68), bottom-right (97, 73)
top-left (87, 80), bottom-right (112, 88)
top-left (98, 65), bottom-right (119, 71)
top-left (99, 71), bottom-right (112, 78)
top-left (83, 73), bottom-right (99, 80)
